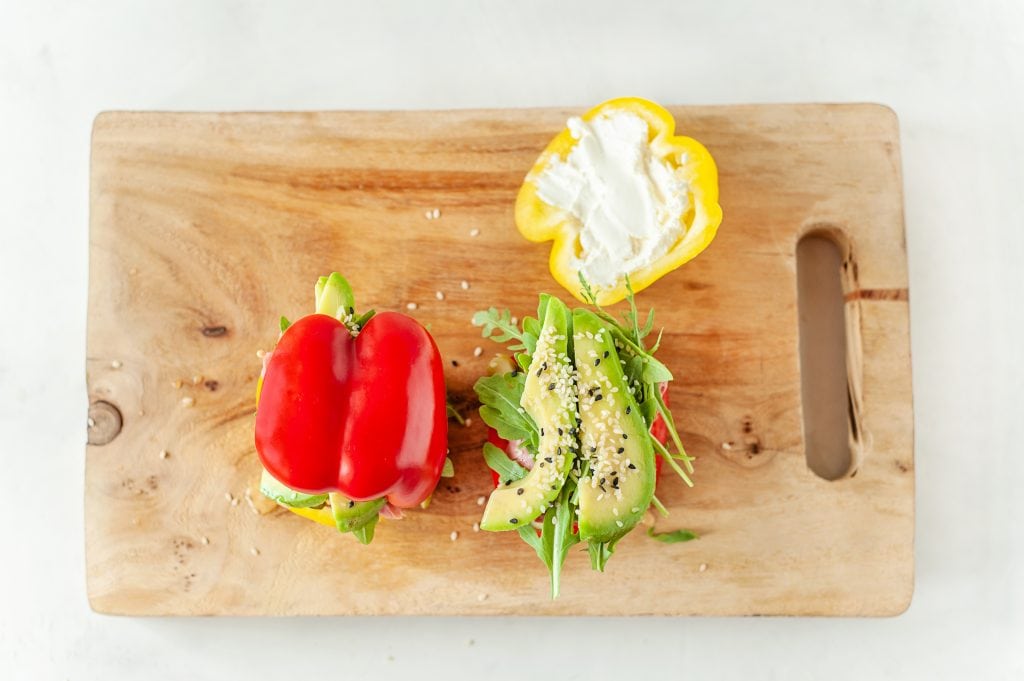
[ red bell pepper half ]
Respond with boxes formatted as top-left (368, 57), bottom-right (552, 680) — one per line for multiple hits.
top-left (255, 273), bottom-right (448, 509)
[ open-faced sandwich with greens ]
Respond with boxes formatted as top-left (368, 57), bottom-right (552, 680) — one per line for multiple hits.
top-left (473, 276), bottom-right (697, 597)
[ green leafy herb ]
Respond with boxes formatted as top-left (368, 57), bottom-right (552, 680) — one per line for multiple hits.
top-left (587, 540), bottom-right (617, 572)
top-left (441, 457), bottom-right (455, 478)
top-left (474, 373), bottom-right (539, 448)
top-left (352, 514), bottom-right (379, 545)
top-left (472, 307), bottom-right (538, 356)
top-left (352, 309), bottom-right (376, 329)
top-left (446, 400), bottom-right (466, 426)
top-left (545, 485), bottom-right (580, 598)
top-left (647, 527), bottom-right (699, 543)
top-left (279, 316), bottom-right (291, 333)
top-left (482, 442), bottom-right (527, 483)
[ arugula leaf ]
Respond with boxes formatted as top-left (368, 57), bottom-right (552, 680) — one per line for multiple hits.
top-left (587, 540), bottom-right (616, 572)
top-left (352, 514), bottom-right (378, 544)
top-left (441, 457), bottom-right (455, 478)
top-left (548, 487), bottom-right (580, 598)
top-left (482, 442), bottom-right (527, 483)
top-left (472, 308), bottom-right (537, 355)
top-left (446, 401), bottom-right (466, 426)
top-left (352, 309), bottom-right (376, 329)
top-left (474, 373), bottom-right (539, 447)
top-left (279, 316), bottom-right (291, 333)
top-left (647, 527), bottom-right (699, 543)
top-left (517, 524), bottom-right (549, 565)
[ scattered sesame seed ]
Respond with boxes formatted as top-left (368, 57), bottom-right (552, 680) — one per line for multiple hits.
top-left (224, 492), bottom-right (233, 502)
top-left (256, 349), bottom-right (266, 359)
top-left (699, 563), bottom-right (708, 572)
top-left (450, 531), bottom-right (459, 541)
top-left (111, 360), bottom-right (123, 369)
top-left (469, 228), bottom-right (480, 237)
top-left (460, 280), bottom-right (470, 290)
top-left (473, 346), bottom-right (483, 357)
top-left (87, 417), bottom-right (96, 428)
top-left (631, 507), bottom-right (640, 513)
top-left (472, 522), bottom-right (480, 532)
top-left (722, 442), bottom-right (734, 450)
top-left (509, 517), bottom-right (519, 524)
top-left (201, 536), bottom-right (209, 545)
top-left (159, 449), bottom-right (169, 460)
top-left (435, 291), bottom-right (445, 300)
top-left (181, 396), bottom-right (195, 407)
top-left (406, 302), bottom-right (418, 310)
top-left (250, 546), bottom-right (260, 556)
top-left (477, 593), bottom-right (488, 601)
top-left (465, 418), bottom-right (473, 427)
top-left (476, 495), bottom-right (486, 506)
top-left (433, 208), bottom-right (441, 219)
top-left (516, 488), bottom-right (524, 496)
top-left (510, 316), bottom-right (518, 325)
top-left (191, 374), bottom-right (203, 385)
top-left (172, 379), bottom-right (183, 389)
top-left (615, 520), bottom-right (624, 528)
top-left (231, 497), bottom-right (239, 507)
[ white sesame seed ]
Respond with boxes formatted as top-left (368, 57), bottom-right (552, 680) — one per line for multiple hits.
top-left (111, 360), bottom-right (123, 369)
top-left (191, 374), bottom-right (203, 385)
top-left (224, 492), bottom-right (233, 502)
top-left (172, 379), bottom-right (183, 389)
top-left (510, 316), bottom-right (518, 325)
top-left (181, 396), bottom-right (195, 407)
top-left (476, 495), bottom-right (486, 506)
top-left (473, 346), bottom-right (483, 357)
top-left (631, 507), bottom-right (640, 513)
top-left (250, 547), bottom-right (260, 556)
top-left (615, 520), bottom-right (624, 528)
top-left (435, 291), bottom-right (445, 300)
top-left (477, 593), bottom-right (488, 601)
top-left (406, 302), bottom-right (418, 310)
top-left (200, 536), bottom-right (209, 545)
top-left (612, 507), bottom-right (619, 516)
top-left (450, 531), bottom-right (459, 541)
top-left (87, 417), bottom-right (96, 428)
top-left (424, 210), bottom-right (432, 219)
top-left (159, 449), bottom-right (169, 460)
top-left (230, 497), bottom-right (239, 507)
top-left (722, 442), bottom-right (733, 450)
top-left (699, 563), bottom-right (707, 572)
top-left (469, 228), bottom-right (480, 237)
top-left (432, 208), bottom-right (441, 219)
top-left (256, 349), bottom-right (266, 359)
top-left (460, 280), bottom-right (470, 290)
top-left (472, 522), bottom-right (480, 532)
top-left (464, 418), bottom-right (472, 427)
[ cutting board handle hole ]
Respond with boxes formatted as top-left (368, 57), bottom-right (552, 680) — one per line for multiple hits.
top-left (796, 233), bottom-right (859, 480)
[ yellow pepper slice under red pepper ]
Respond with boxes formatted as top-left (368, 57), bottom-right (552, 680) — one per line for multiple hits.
top-left (515, 97), bottom-right (723, 306)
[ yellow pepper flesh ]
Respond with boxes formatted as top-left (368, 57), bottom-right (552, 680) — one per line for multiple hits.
top-left (515, 97), bottom-right (723, 306)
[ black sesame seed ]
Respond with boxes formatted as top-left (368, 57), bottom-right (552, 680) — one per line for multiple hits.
top-left (590, 446), bottom-right (597, 452)
top-left (626, 405), bottom-right (632, 414)
top-left (451, 359), bottom-right (459, 367)
top-left (517, 488), bottom-right (524, 496)
top-left (617, 447), bottom-right (625, 453)
top-left (622, 433), bottom-right (628, 440)
top-left (558, 427), bottom-right (563, 436)
top-left (509, 518), bottom-right (519, 524)
top-left (536, 367), bottom-right (543, 377)
top-left (541, 427), bottom-right (545, 436)
top-left (347, 500), bottom-right (355, 508)
top-left (603, 350), bottom-right (609, 358)
top-left (628, 463), bottom-right (636, 469)
top-left (595, 394), bottom-right (603, 401)
top-left (599, 485), bottom-right (607, 493)
top-left (504, 480), bottom-right (512, 486)
top-left (510, 369), bottom-right (519, 377)
top-left (588, 387), bottom-right (596, 396)
top-left (348, 307), bottom-right (355, 315)
top-left (599, 477), bottom-right (605, 485)
top-left (539, 462), bottom-right (545, 468)
top-left (542, 361), bottom-right (548, 371)
top-left (548, 383), bottom-right (556, 391)
top-left (545, 457), bottom-right (553, 463)
top-left (595, 358), bottom-right (601, 366)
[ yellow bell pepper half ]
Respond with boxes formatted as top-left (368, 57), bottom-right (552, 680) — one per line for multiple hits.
top-left (515, 97), bottom-right (723, 306)
top-left (284, 503), bottom-right (336, 528)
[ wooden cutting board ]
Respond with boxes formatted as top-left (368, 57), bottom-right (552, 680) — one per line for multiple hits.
top-left (86, 104), bottom-right (913, 616)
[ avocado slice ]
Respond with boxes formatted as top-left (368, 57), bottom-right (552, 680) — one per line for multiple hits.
top-left (329, 492), bottom-right (386, 533)
top-left (573, 309), bottom-right (656, 544)
top-left (260, 468), bottom-right (329, 508)
top-left (481, 298), bottom-right (578, 531)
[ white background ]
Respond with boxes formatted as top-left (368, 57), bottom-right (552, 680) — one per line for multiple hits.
top-left (2, 0), bottom-right (1022, 678)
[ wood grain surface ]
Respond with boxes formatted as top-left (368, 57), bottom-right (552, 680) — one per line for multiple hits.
top-left (86, 104), bottom-right (913, 616)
